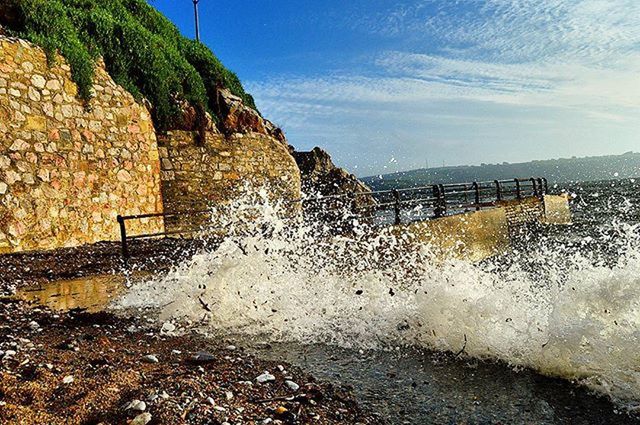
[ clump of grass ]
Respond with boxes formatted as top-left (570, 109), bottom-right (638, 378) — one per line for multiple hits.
top-left (2, 0), bottom-right (257, 130)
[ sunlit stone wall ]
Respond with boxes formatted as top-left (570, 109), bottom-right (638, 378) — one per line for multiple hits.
top-left (158, 130), bottom-right (301, 215)
top-left (0, 36), bottom-right (164, 253)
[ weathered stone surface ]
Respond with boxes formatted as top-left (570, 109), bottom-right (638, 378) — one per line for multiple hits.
top-left (0, 34), bottom-right (303, 255)
top-left (293, 147), bottom-right (372, 198)
top-left (30, 74), bottom-right (46, 89)
top-left (0, 35), bottom-right (163, 254)
top-left (214, 88), bottom-right (267, 136)
top-left (158, 131), bottom-right (301, 219)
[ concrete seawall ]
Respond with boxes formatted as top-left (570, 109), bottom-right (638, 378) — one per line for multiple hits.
top-left (395, 194), bottom-right (571, 262)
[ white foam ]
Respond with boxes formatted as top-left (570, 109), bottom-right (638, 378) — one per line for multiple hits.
top-left (117, 190), bottom-right (640, 408)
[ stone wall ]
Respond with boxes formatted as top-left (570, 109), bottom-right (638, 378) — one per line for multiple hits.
top-left (0, 36), bottom-right (163, 253)
top-left (158, 130), bottom-right (300, 216)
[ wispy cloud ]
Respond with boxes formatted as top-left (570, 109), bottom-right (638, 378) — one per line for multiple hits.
top-left (247, 0), bottom-right (640, 175)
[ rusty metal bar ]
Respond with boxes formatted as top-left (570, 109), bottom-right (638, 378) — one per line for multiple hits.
top-left (393, 189), bottom-right (401, 225)
top-left (117, 215), bottom-right (129, 268)
top-left (472, 182), bottom-right (480, 211)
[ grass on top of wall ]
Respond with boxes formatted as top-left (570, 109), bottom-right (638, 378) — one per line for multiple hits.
top-left (3, 0), bottom-right (257, 130)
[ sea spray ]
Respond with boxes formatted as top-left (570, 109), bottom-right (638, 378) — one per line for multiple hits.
top-left (117, 185), bottom-right (640, 408)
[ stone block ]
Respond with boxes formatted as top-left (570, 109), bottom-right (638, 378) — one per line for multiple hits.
top-left (25, 115), bottom-right (46, 131)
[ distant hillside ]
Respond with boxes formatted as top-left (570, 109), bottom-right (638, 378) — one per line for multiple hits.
top-left (363, 152), bottom-right (640, 190)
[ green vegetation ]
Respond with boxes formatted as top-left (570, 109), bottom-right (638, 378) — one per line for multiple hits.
top-left (2, 0), bottom-right (256, 130)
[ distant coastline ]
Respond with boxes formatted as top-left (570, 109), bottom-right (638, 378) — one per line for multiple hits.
top-left (363, 151), bottom-right (640, 190)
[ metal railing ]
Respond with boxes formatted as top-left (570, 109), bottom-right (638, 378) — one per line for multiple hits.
top-left (116, 177), bottom-right (548, 265)
top-left (302, 177), bottom-right (549, 227)
top-left (116, 209), bottom-right (222, 267)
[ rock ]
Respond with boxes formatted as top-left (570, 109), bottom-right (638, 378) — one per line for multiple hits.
top-left (129, 412), bottom-right (152, 425)
top-left (0, 182), bottom-right (7, 195)
top-left (127, 400), bottom-right (146, 411)
top-left (256, 372), bottom-right (276, 383)
top-left (28, 321), bottom-right (39, 330)
top-left (141, 354), bottom-right (159, 364)
top-left (116, 169), bottom-right (132, 182)
top-left (191, 351), bottom-right (215, 363)
top-left (160, 322), bottom-right (176, 334)
top-left (206, 396), bottom-right (215, 406)
top-left (62, 375), bottom-right (74, 384)
top-left (293, 147), bottom-right (376, 222)
top-left (225, 345), bottom-right (236, 351)
top-left (214, 88), bottom-right (267, 136)
top-left (263, 119), bottom-right (287, 144)
top-left (168, 95), bottom-right (216, 132)
top-left (30, 74), bottom-right (46, 89)
top-left (225, 390), bottom-right (233, 400)
top-left (285, 380), bottom-right (300, 391)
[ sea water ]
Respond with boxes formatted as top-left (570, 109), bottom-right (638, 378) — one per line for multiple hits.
top-left (118, 179), bottom-right (640, 422)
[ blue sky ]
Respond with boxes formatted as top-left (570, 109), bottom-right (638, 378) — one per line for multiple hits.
top-left (152, 0), bottom-right (640, 177)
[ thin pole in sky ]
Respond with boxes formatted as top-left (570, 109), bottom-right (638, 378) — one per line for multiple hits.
top-left (192, 0), bottom-right (201, 42)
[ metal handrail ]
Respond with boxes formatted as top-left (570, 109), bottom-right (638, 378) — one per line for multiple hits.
top-left (116, 176), bottom-right (550, 265)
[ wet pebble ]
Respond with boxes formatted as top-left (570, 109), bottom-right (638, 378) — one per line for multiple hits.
top-left (127, 400), bottom-right (146, 411)
top-left (141, 354), bottom-right (158, 364)
top-left (192, 351), bottom-right (215, 363)
top-left (256, 372), bottom-right (276, 383)
top-left (129, 412), bottom-right (152, 425)
top-left (160, 322), bottom-right (176, 334)
top-left (285, 380), bottom-right (300, 391)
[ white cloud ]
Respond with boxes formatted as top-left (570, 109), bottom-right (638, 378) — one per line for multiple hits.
top-left (247, 0), bottom-right (640, 175)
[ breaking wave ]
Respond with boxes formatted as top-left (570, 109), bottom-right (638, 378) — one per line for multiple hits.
top-left (117, 186), bottom-right (640, 409)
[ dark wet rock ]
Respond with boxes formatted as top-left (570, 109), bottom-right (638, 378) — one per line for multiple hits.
top-left (191, 351), bottom-right (216, 363)
top-left (293, 147), bottom-right (376, 224)
top-left (293, 147), bottom-right (373, 201)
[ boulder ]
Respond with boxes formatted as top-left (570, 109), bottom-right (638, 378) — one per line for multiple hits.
top-left (169, 95), bottom-right (217, 134)
top-left (214, 88), bottom-right (266, 136)
top-left (293, 147), bottom-right (376, 221)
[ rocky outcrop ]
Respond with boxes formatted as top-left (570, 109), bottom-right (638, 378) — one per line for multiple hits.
top-left (293, 147), bottom-right (375, 215)
top-left (213, 88), bottom-right (286, 143)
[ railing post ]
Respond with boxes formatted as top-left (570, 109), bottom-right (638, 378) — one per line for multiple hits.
top-left (393, 189), bottom-right (401, 225)
top-left (542, 177), bottom-right (549, 194)
top-left (530, 177), bottom-right (538, 197)
top-left (515, 179), bottom-right (522, 199)
top-left (440, 184), bottom-right (447, 217)
top-left (537, 178), bottom-right (545, 196)
top-left (117, 215), bottom-right (129, 268)
top-left (472, 181), bottom-right (480, 211)
top-left (494, 180), bottom-right (502, 201)
top-left (433, 184), bottom-right (446, 218)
